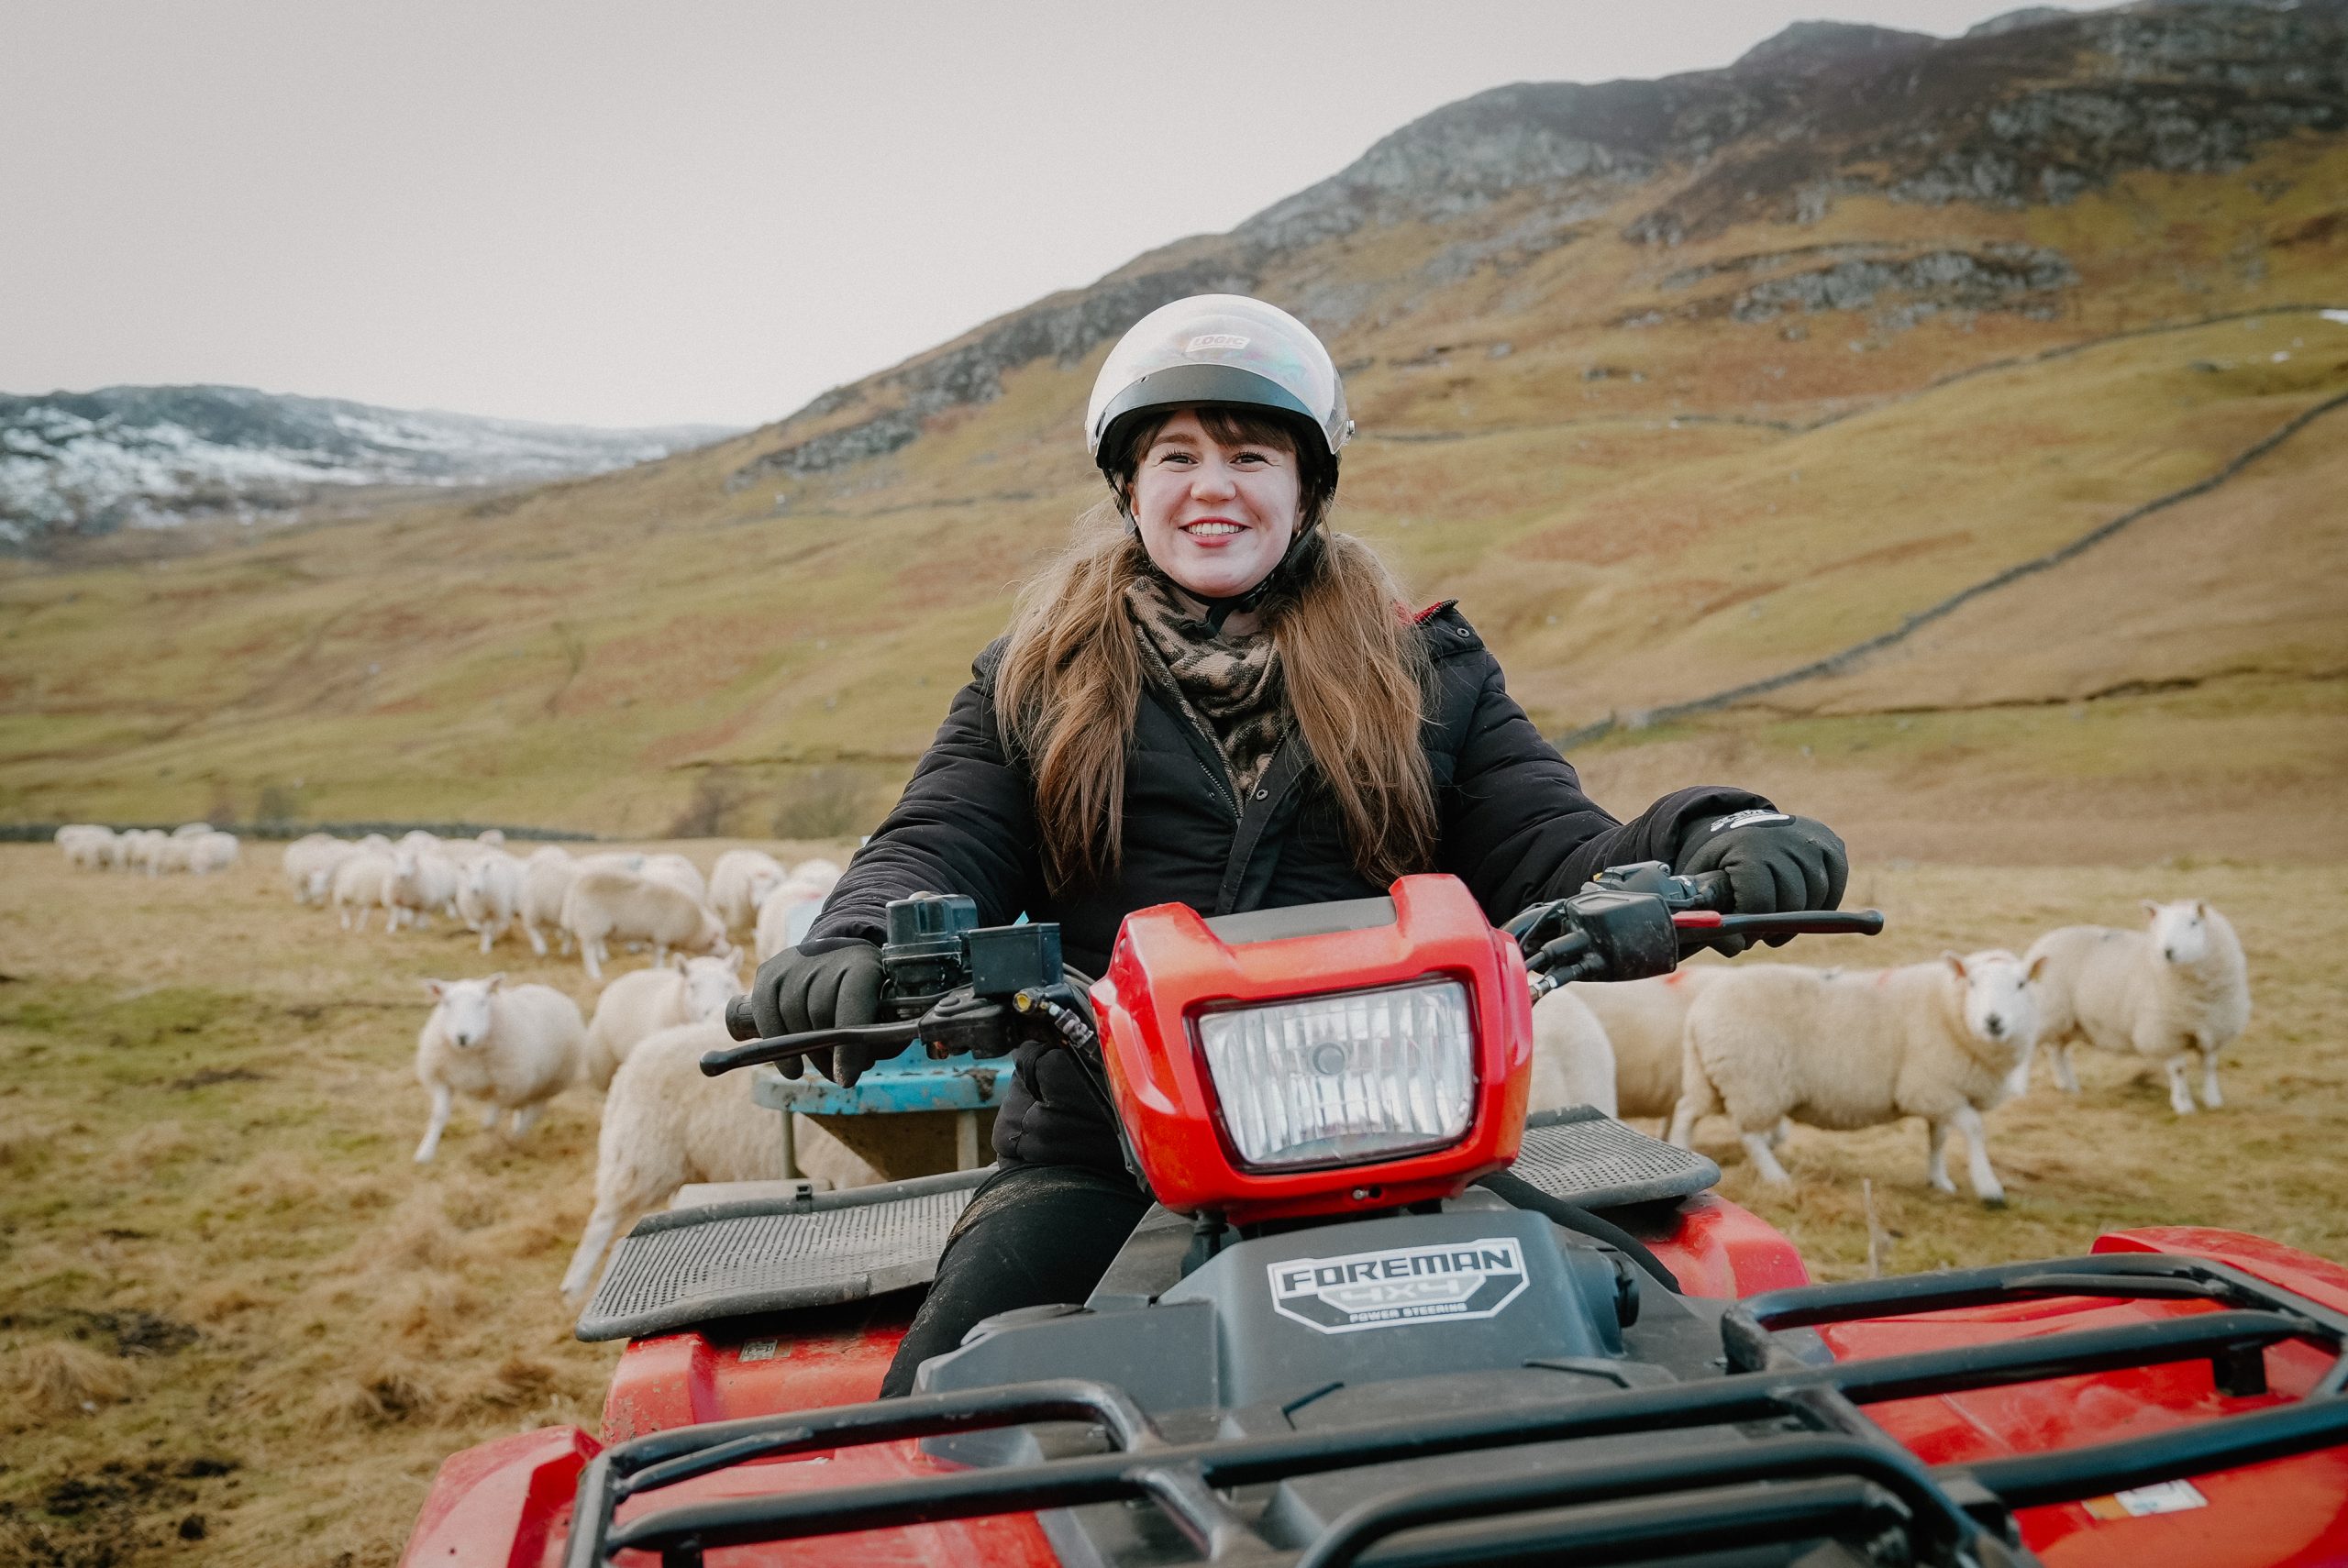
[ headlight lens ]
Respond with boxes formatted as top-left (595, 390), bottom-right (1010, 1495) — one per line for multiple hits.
top-left (1197, 978), bottom-right (1475, 1169)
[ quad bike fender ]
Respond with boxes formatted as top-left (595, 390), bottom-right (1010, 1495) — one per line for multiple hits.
top-left (601, 1307), bottom-right (913, 1442)
top-left (2095, 1224), bottom-right (2348, 1317)
top-left (1645, 1192), bottom-right (1811, 1297)
top-left (399, 1424), bottom-right (598, 1568)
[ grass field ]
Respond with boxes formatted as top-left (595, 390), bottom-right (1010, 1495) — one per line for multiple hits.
top-left (2, 842), bottom-right (2343, 1564)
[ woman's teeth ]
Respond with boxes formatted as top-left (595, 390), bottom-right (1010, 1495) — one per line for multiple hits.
top-left (1184, 522), bottom-right (1241, 536)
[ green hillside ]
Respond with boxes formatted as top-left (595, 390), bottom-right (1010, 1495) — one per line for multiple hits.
top-left (4, 4), bottom-right (2344, 856)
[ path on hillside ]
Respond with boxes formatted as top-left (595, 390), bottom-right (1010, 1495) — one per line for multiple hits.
top-left (1551, 381), bottom-right (2348, 750)
top-left (1372, 304), bottom-right (2342, 447)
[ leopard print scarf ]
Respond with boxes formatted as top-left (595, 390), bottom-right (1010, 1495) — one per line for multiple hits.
top-left (1125, 574), bottom-right (1290, 800)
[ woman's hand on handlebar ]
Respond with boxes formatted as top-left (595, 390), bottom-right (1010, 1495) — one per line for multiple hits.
top-left (1676, 811), bottom-right (1848, 951)
top-left (748, 941), bottom-right (884, 1082)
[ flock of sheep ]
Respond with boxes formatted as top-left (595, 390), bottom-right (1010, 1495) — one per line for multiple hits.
top-left (1536, 898), bottom-right (2252, 1206)
top-left (260, 830), bottom-right (869, 1301)
top-left (54, 821), bottom-right (241, 876)
top-left (53, 822), bottom-right (2260, 1287)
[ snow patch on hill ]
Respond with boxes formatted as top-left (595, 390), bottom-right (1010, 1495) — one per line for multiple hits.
top-left (0, 385), bottom-right (737, 547)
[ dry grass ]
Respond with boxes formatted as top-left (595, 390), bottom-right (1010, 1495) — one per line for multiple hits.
top-left (2, 842), bottom-right (2345, 1561)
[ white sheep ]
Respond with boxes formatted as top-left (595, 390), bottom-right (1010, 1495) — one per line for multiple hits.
top-left (709, 849), bottom-right (788, 936)
top-left (172, 822), bottom-right (213, 839)
top-left (642, 852), bottom-right (708, 904)
top-left (476, 828), bottom-right (506, 847)
top-left (1528, 988), bottom-right (1618, 1116)
top-left (118, 828), bottom-right (166, 874)
top-left (356, 833), bottom-right (393, 855)
top-left (558, 1020), bottom-right (877, 1300)
top-left (560, 864), bottom-right (728, 980)
top-left (2025, 900), bottom-right (2250, 1115)
top-left (186, 830), bottom-right (238, 874)
top-left (581, 949), bottom-right (746, 1090)
top-left (1571, 970), bottom-right (1726, 1119)
top-left (413, 975), bottom-right (585, 1162)
top-left (151, 834), bottom-right (197, 875)
top-left (517, 846), bottom-right (578, 957)
top-left (752, 860), bottom-right (845, 962)
top-left (60, 825), bottom-right (116, 871)
top-left (456, 850), bottom-right (526, 954)
top-left (331, 851), bottom-right (398, 933)
top-left (384, 848), bottom-right (461, 932)
top-left (282, 834), bottom-right (356, 905)
top-left (397, 829), bottom-right (442, 856)
top-left (1668, 950), bottom-right (2043, 1205)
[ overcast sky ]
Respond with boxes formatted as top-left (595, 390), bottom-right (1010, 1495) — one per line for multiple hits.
top-left (3, 0), bottom-right (2043, 430)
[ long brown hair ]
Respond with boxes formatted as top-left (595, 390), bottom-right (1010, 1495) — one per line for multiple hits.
top-left (994, 407), bottom-right (1436, 892)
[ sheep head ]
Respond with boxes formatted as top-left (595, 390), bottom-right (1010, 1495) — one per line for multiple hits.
top-left (1944, 949), bottom-right (2039, 1060)
top-left (2145, 900), bottom-right (2210, 966)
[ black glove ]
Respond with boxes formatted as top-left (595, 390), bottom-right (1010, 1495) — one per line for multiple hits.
top-left (1677, 809), bottom-right (1848, 951)
top-left (748, 941), bottom-right (884, 1085)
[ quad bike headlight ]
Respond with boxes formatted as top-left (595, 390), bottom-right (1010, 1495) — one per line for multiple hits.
top-left (1196, 978), bottom-right (1476, 1169)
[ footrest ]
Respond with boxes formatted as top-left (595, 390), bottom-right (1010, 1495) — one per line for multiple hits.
top-left (576, 1167), bottom-right (991, 1342)
top-left (1512, 1107), bottom-right (1720, 1209)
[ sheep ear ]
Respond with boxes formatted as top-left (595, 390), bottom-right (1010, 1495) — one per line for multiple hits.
top-left (2143, 900), bottom-right (2160, 920)
top-left (1943, 951), bottom-right (1968, 978)
top-left (2027, 952), bottom-right (2050, 982)
top-left (484, 972), bottom-right (505, 991)
top-left (422, 978), bottom-right (446, 1000)
top-left (2194, 899), bottom-right (2208, 918)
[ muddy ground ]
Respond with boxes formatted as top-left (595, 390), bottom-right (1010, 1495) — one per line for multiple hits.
top-left (0, 845), bottom-right (2342, 1563)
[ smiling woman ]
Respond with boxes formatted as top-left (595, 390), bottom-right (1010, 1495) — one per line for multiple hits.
top-left (748, 293), bottom-right (1851, 1397)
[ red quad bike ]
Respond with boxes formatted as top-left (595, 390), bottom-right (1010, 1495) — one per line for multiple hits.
top-left (404, 865), bottom-right (2348, 1568)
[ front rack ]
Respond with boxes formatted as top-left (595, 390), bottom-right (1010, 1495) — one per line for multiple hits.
top-left (562, 1251), bottom-right (2348, 1568)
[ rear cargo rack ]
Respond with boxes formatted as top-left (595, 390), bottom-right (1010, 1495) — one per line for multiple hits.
top-left (562, 1251), bottom-right (2348, 1568)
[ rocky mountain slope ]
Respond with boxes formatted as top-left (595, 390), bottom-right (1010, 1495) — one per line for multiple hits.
top-left (3, 0), bottom-right (2343, 857)
top-left (0, 384), bottom-right (733, 547)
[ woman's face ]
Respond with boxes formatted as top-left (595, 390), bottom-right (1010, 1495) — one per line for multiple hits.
top-left (1128, 409), bottom-right (1301, 603)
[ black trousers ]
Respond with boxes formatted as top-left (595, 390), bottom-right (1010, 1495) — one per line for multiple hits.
top-left (880, 1162), bottom-right (1153, 1398)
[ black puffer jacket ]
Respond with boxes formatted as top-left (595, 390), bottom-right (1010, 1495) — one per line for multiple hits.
top-left (807, 602), bottom-right (1773, 1176)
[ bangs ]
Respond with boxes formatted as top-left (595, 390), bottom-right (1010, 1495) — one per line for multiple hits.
top-left (1117, 403), bottom-right (1307, 467)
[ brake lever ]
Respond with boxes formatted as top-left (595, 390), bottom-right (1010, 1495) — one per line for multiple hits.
top-left (697, 1020), bottom-right (921, 1077)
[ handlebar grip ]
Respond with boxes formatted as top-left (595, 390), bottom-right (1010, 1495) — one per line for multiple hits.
top-left (698, 1019), bottom-right (921, 1078)
top-left (723, 995), bottom-right (758, 1043)
top-left (1672, 908), bottom-right (1886, 942)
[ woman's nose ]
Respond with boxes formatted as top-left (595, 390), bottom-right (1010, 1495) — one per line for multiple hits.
top-left (1191, 463), bottom-right (1237, 499)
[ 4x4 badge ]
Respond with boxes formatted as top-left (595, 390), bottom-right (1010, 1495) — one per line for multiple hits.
top-left (1268, 1237), bottom-right (1529, 1334)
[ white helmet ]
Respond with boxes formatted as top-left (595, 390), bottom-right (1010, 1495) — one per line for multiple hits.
top-left (1085, 294), bottom-right (1353, 470)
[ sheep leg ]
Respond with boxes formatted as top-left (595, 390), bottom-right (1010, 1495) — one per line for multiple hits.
top-left (1666, 1042), bottom-right (1719, 1149)
top-left (478, 1101), bottom-right (503, 1132)
top-left (651, 944), bottom-right (670, 967)
top-left (2199, 1047), bottom-right (2224, 1110)
top-left (2163, 1055), bottom-right (2197, 1115)
top-left (509, 1103), bottom-right (544, 1140)
top-left (415, 1084), bottom-right (452, 1163)
top-left (580, 936), bottom-right (604, 982)
top-left (1926, 1120), bottom-right (1957, 1196)
top-left (560, 1197), bottom-right (634, 1302)
top-left (2053, 1043), bottom-right (2080, 1095)
top-left (523, 921), bottom-right (548, 958)
top-left (1954, 1103), bottom-right (2005, 1207)
top-left (478, 923), bottom-right (494, 955)
top-left (1767, 1118), bottom-right (1791, 1151)
top-left (1740, 1130), bottom-right (1793, 1186)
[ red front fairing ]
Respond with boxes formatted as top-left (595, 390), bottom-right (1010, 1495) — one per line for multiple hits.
top-left (1094, 874), bottom-right (1534, 1224)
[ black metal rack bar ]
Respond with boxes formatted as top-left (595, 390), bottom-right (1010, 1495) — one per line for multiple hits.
top-left (564, 1252), bottom-right (2348, 1568)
